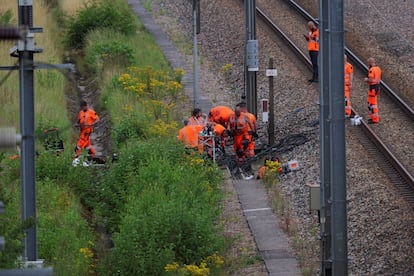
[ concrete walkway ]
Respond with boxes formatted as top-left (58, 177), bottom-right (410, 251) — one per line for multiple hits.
top-left (234, 179), bottom-right (301, 275)
top-left (127, 1), bottom-right (301, 274)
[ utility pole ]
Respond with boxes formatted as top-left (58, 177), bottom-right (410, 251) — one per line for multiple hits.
top-left (319, 0), bottom-right (332, 273)
top-left (319, 0), bottom-right (347, 275)
top-left (245, 0), bottom-right (258, 116)
top-left (17, 0), bottom-right (41, 262)
top-left (266, 58), bottom-right (276, 146)
top-left (327, 0), bottom-right (347, 274)
top-left (192, 0), bottom-right (200, 109)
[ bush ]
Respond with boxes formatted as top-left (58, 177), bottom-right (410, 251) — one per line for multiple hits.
top-left (37, 179), bottom-right (95, 274)
top-left (84, 29), bottom-right (135, 74)
top-left (0, 9), bottom-right (14, 25)
top-left (64, 0), bottom-right (137, 49)
top-left (104, 188), bottom-right (225, 275)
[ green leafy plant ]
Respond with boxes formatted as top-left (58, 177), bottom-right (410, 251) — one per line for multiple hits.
top-left (64, 0), bottom-right (137, 49)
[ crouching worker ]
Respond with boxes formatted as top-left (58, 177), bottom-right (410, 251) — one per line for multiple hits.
top-left (74, 100), bottom-right (99, 161)
top-left (177, 119), bottom-right (199, 151)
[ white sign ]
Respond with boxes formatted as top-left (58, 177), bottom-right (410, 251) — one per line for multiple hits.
top-left (266, 69), bottom-right (278, 77)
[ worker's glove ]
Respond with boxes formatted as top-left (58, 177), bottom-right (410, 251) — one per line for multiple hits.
top-left (303, 34), bottom-right (309, 41)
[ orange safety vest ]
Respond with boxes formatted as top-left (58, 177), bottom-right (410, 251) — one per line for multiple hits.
top-left (244, 112), bottom-right (257, 132)
top-left (77, 109), bottom-right (99, 133)
top-left (229, 113), bottom-right (251, 135)
top-left (188, 116), bottom-right (206, 133)
top-left (367, 66), bottom-right (381, 85)
top-left (177, 125), bottom-right (199, 148)
top-left (307, 29), bottom-right (319, 51)
top-left (344, 62), bottom-right (353, 87)
top-left (209, 106), bottom-right (234, 127)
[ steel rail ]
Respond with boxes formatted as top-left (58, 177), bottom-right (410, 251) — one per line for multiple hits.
top-left (255, 3), bottom-right (414, 194)
top-left (284, 0), bottom-right (414, 120)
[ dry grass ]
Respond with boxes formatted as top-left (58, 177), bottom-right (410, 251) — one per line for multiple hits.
top-left (59, 0), bottom-right (88, 16)
top-left (0, 1), bottom-right (74, 128)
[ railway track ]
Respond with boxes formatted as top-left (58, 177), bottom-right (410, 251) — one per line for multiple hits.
top-left (255, 2), bottom-right (414, 206)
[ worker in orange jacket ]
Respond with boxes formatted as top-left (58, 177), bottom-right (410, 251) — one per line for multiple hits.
top-left (188, 108), bottom-right (206, 133)
top-left (304, 21), bottom-right (319, 83)
top-left (237, 102), bottom-right (257, 155)
top-left (177, 119), bottom-right (199, 149)
top-left (208, 105), bottom-right (234, 128)
top-left (364, 57), bottom-right (382, 124)
top-left (344, 54), bottom-right (354, 118)
top-left (229, 106), bottom-right (255, 163)
top-left (74, 100), bottom-right (99, 159)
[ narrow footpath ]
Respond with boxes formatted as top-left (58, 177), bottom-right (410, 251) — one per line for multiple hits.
top-left (127, 1), bottom-right (301, 274)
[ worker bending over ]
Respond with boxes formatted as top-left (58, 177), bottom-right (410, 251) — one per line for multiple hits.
top-left (208, 105), bottom-right (234, 128)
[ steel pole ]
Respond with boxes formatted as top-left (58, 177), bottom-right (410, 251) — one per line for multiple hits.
top-left (18, 0), bottom-right (36, 261)
top-left (319, 0), bottom-right (332, 273)
top-left (328, 0), bottom-right (347, 274)
top-left (192, 0), bottom-right (199, 108)
top-left (268, 58), bottom-right (275, 146)
top-left (244, 0), bottom-right (257, 116)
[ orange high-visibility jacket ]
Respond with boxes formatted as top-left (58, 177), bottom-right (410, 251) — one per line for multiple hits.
top-left (244, 112), bottom-right (257, 132)
top-left (77, 109), bottom-right (99, 133)
top-left (209, 106), bottom-right (234, 126)
top-left (367, 66), bottom-right (382, 85)
top-left (177, 125), bottom-right (199, 148)
top-left (344, 62), bottom-right (354, 87)
top-left (307, 29), bottom-right (319, 51)
top-left (213, 123), bottom-right (226, 136)
top-left (229, 113), bottom-right (252, 135)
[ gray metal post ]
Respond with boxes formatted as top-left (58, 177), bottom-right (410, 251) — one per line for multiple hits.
top-left (268, 58), bottom-right (275, 146)
top-left (319, 0), bottom-right (332, 273)
top-left (18, 0), bottom-right (36, 261)
top-left (192, 0), bottom-right (200, 108)
top-left (244, 0), bottom-right (257, 116)
top-left (328, 0), bottom-right (347, 274)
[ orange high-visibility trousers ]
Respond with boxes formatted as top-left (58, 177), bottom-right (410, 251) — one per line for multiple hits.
top-left (345, 86), bottom-right (351, 117)
top-left (75, 131), bottom-right (96, 157)
top-left (367, 85), bottom-right (379, 123)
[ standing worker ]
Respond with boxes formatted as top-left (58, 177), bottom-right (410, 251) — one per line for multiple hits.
top-left (73, 100), bottom-right (99, 162)
top-left (304, 21), bottom-right (319, 83)
top-left (344, 54), bottom-right (354, 118)
top-left (237, 101), bottom-right (257, 156)
top-left (229, 106), bottom-right (255, 163)
top-left (364, 57), bottom-right (382, 124)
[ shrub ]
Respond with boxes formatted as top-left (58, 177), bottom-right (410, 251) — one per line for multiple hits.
top-left (84, 29), bottom-right (135, 74)
top-left (37, 179), bottom-right (95, 274)
top-left (64, 0), bottom-right (137, 49)
top-left (105, 189), bottom-right (225, 275)
top-left (0, 9), bottom-right (14, 25)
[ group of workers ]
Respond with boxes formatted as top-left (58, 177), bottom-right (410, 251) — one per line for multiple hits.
top-left (305, 21), bottom-right (382, 124)
top-left (74, 21), bottom-right (383, 163)
top-left (178, 102), bottom-right (258, 163)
